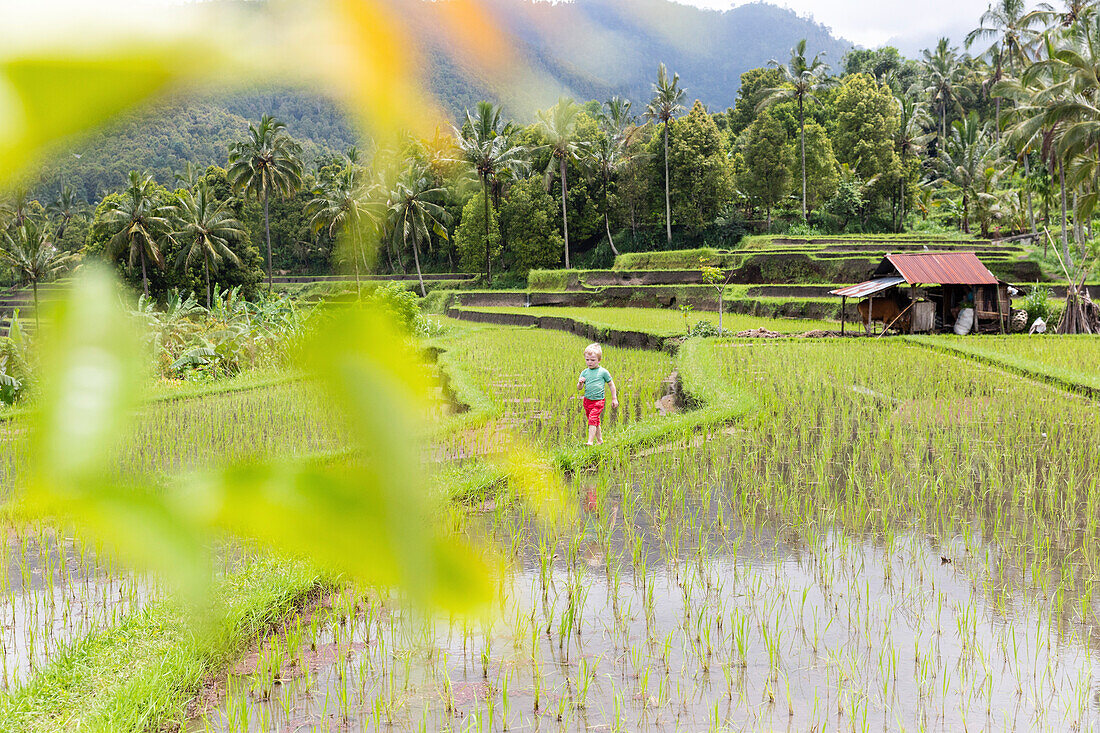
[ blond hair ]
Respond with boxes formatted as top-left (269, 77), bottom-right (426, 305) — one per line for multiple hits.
top-left (584, 343), bottom-right (603, 360)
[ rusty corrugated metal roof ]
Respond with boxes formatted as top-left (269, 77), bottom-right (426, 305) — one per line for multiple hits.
top-left (875, 252), bottom-right (999, 285)
top-left (830, 276), bottom-right (906, 298)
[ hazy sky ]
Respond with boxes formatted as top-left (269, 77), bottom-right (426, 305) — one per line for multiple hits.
top-left (680, 0), bottom-right (992, 53)
top-left (1, 0), bottom-right (993, 57)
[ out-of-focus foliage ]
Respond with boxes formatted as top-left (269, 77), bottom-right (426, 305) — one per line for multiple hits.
top-left (23, 268), bottom-right (495, 610)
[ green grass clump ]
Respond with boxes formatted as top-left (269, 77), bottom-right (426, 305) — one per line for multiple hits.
top-left (526, 269), bottom-right (576, 291)
top-left (613, 248), bottom-right (722, 270)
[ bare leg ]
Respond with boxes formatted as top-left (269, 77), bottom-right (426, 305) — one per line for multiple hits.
top-left (587, 424), bottom-right (597, 445)
top-left (595, 423), bottom-right (603, 444)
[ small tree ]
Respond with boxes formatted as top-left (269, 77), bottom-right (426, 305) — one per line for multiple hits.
top-left (699, 257), bottom-right (730, 334)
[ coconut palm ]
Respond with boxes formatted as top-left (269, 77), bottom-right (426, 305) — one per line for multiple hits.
top-left (537, 97), bottom-right (587, 269)
top-left (171, 183), bottom-right (246, 308)
top-left (937, 112), bottom-right (1000, 234)
top-left (966, 0), bottom-right (1043, 134)
top-left (174, 161), bottom-right (202, 190)
top-left (227, 115), bottom-right (303, 289)
top-left (0, 219), bottom-right (75, 330)
top-left (894, 93), bottom-right (935, 230)
top-left (1000, 40), bottom-right (1079, 264)
top-left (389, 162), bottom-right (451, 297)
top-left (453, 102), bottom-right (527, 284)
top-left (306, 163), bottom-right (382, 296)
top-left (645, 64), bottom-right (686, 245)
top-left (104, 170), bottom-right (173, 297)
top-left (923, 39), bottom-right (974, 142)
top-left (588, 98), bottom-right (642, 257)
top-left (46, 185), bottom-right (81, 240)
top-left (1024, 0), bottom-right (1099, 30)
top-left (758, 39), bottom-right (835, 221)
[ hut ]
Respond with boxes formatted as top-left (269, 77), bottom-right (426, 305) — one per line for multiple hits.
top-left (830, 252), bottom-right (1011, 335)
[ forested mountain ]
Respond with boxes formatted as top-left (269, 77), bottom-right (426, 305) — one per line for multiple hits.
top-left (420, 0), bottom-right (852, 114)
top-left (29, 0), bottom-right (851, 203)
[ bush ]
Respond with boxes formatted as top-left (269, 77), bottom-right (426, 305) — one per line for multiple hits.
top-left (784, 221), bottom-right (826, 237)
top-left (687, 320), bottom-right (721, 338)
top-left (364, 281), bottom-right (424, 333)
top-left (1024, 283), bottom-right (1053, 326)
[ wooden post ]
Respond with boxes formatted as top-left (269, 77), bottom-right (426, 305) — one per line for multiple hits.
top-left (841, 296), bottom-right (846, 335)
top-left (909, 286), bottom-right (914, 334)
top-left (868, 294), bottom-right (874, 335)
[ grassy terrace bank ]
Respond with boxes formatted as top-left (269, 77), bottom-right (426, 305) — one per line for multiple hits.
top-left (907, 334), bottom-right (1100, 397)
top-left (0, 557), bottom-right (325, 733)
top-left (0, 320), bottom-right (759, 732)
top-left (447, 305), bottom-right (835, 342)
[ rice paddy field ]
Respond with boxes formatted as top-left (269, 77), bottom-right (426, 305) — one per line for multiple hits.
top-left (912, 334), bottom-right (1100, 392)
top-left (453, 306), bottom-right (835, 337)
top-left (4, 311), bottom-right (1100, 733)
top-left (177, 324), bottom-right (1100, 733)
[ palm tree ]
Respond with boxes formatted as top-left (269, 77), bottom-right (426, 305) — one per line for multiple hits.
top-left (104, 170), bottom-right (172, 297)
top-left (174, 161), bottom-right (202, 190)
top-left (171, 183), bottom-right (246, 308)
top-left (46, 185), bottom-right (81, 240)
top-left (389, 162), bottom-right (451, 297)
top-left (1000, 36), bottom-right (1081, 265)
top-left (0, 220), bottom-right (75, 330)
top-left (758, 39), bottom-right (835, 221)
top-left (894, 92), bottom-right (935, 231)
top-left (227, 115), bottom-right (303, 289)
top-left (645, 64), bottom-right (686, 246)
top-left (306, 163), bottom-right (381, 296)
top-left (538, 97), bottom-right (586, 269)
top-left (1024, 0), bottom-right (1099, 29)
top-left (588, 98), bottom-right (641, 257)
top-left (923, 39), bottom-right (974, 142)
top-left (453, 102), bottom-right (527, 285)
top-left (966, 0), bottom-right (1042, 134)
top-left (937, 112), bottom-right (999, 234)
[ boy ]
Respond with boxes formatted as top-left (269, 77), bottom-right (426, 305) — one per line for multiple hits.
top-left (577, 343), bottom-right (618, 445)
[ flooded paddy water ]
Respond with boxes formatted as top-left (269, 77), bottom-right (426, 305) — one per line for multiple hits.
top-left (0, 527), bottom-right (155, 689)
top-left (187, 445), bottom-right (1100, 732)
top-left (188, 334), bottom-right (1100, 732)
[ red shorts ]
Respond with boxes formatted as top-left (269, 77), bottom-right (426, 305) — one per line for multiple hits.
top-left (583, 398), bottom-right (605, 426)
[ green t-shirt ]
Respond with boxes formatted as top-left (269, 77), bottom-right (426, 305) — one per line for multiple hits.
top-left (581, 366), bottom-right (613, 400)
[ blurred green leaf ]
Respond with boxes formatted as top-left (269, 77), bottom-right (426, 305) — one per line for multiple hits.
top-left (0, 49), bottom-right (190, 182)
top-left (22, 269), bottom-right (494, 613)
top-left (183, 461), bottom-right (495, 611)
top-left (28, 265), bottom-right (145, 491)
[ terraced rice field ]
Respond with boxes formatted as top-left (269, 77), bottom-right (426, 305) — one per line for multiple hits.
top-left (186, 331), bottom-right (1100, 733)
top-left (455, 305), bottom-right (835, 336)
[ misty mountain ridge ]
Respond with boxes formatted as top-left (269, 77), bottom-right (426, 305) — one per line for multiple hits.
top-left (37, 0), bottom-right (854, 202)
